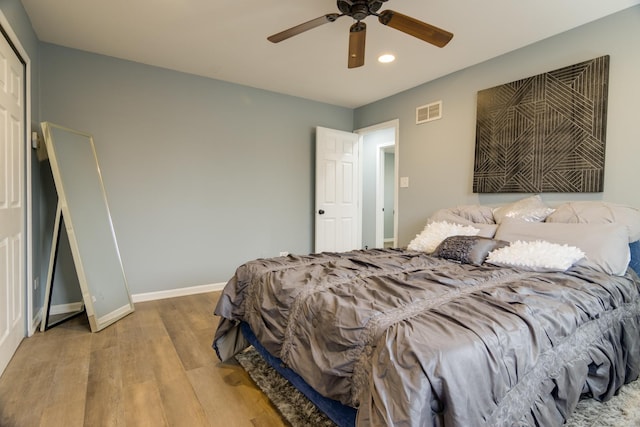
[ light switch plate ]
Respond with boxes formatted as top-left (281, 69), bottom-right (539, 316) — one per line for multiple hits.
top-left (31, 131), bottom-right (39, 149)
top-left (400, 177), bottom-right (409, 188)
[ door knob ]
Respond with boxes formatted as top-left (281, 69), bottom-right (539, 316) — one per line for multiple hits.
top-left (318, 209), bottom-right (325, 215)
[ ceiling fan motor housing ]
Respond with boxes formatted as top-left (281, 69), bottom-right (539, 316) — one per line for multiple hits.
top-left (337, 0), bottom-right (387, 20)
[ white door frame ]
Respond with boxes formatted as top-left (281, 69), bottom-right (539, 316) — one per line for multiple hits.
top-left (355, 119), bottom-right (399, 248)
top-left (0, 11), bottom-right (34, 337)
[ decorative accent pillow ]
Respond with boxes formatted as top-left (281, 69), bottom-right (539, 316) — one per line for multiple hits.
top-left (493, 195), bottom-right (555, 224)
top-left (433, 236), bottom-right (509, 266)
top-left (408, 221), bottom-right (480, 253)
top-left (630, 241), bottom-right (640, 276)
top-left (545, 201), bottom-right (640, 242)
top-left (494, 219), bottom-right (631, 276)
top-left (486, 240), bottom-right (585, 272)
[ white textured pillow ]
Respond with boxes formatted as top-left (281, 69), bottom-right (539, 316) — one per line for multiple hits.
top-left (408, 221), bottom-right (480, 253)
top-left (493, 195), bottom-right (555, 224)
top-left (486, 240), bottom-right (585, 272)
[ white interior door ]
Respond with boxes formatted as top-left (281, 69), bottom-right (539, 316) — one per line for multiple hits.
top-left (315, 127), bottom-right (360, 253)
top-left (0, 31), bottom-right (25, 376)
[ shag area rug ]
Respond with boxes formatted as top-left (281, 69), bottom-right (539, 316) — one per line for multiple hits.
top-left (235, 346), bottom-right (640, 427)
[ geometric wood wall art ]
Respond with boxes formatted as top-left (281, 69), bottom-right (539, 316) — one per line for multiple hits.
top-left (473, 55), bottom-right (609, 193)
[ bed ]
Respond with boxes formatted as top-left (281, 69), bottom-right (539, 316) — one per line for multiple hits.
top-left (213, 198), bottom-right (640, 427)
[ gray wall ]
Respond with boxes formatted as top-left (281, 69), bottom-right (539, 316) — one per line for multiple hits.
top-left (39, 43), bottom-right (353, 294)
top-left (354, 6), bottom-right (640, 246)
top-left (4, 0), bottom-right (640, 303)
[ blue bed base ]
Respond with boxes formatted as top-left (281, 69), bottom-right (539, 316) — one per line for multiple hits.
top-left (239, 321), bottom-right (357, 427)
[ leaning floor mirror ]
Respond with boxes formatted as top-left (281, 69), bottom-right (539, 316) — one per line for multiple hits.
top-left (40, 122), bottom-right (134, 332)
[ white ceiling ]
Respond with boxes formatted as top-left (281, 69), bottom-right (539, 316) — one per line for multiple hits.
top-left (20, 0), bottom-right (640, 108)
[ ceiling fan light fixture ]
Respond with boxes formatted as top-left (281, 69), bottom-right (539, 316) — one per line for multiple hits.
top-left (378, 54), bottom-right (395, 63)
top-left (267, 0), bottom-right (453, 68)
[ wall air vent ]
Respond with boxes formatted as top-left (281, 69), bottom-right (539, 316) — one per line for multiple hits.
top-left (416, 100), bottom-right (442, 124)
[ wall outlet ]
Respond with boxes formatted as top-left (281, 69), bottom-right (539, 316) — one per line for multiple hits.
top-left (279, 251), bottom-right (289, 257)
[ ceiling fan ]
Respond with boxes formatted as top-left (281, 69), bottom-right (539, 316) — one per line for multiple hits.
top-left (267, 0), bottom-right (453, 69)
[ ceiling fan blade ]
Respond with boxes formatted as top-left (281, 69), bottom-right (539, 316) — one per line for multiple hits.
top-left (348, 22), bottom-right (366, 69)
top-left (378, 10), bottom-right (453, 47)
top-left (268, 13), bottom-right (341, 43)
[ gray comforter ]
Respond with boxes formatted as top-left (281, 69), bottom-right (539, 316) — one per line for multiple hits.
top-left (213, 248), bottom-right (640, 427)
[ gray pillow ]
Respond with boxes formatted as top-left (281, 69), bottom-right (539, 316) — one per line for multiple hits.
top-left (432, 235), bottom-right (509, 266)
top-left (494, 219), bottom-right (630, 276)
top-left (545, 201), bottom-right (640, 242)
top-left (428, 205), bottom-right (496, 224)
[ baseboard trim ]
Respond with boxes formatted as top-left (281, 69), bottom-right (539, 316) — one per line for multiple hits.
top-left (30, 308), bottom-right (43, 337)
top-left (50, 301), bottom-right (84, 315)
top-left (132, 282), bottom-right (226, 303)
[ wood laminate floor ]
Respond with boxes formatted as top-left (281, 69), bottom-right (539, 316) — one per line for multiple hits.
top-left (0, 292), bottom-right (287, 427)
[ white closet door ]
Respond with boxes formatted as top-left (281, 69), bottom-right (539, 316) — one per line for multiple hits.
top-left (0, 31), bottom-right (25, 377)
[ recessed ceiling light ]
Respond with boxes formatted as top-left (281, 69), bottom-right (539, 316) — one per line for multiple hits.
top-left (378, 54), bottom-right (395, 64)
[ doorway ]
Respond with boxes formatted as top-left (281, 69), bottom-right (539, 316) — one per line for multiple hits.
top-left (356, 120), bottom-right (398, 249)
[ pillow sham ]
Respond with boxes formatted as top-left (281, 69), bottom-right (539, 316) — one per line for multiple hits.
top-left (493, 195), bottom-right (554, 224)
top-left (486, 240), bottom-right (585, 272)
top-left (474, 223), bottom-right (499, 238)
top-left (433, 236), bottom-right (509, 266)
top-left (494, 219), bottom-right (631, 276)
top-left (545, 201), bottom-right (640, 242)
top-left (408, 221), bottom-right (480, 253)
